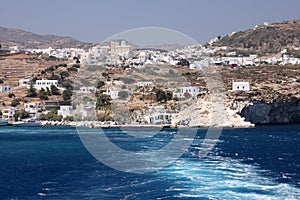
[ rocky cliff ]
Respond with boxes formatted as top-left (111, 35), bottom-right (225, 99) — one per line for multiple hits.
top-left (240, 98), bottom-right (300, 124)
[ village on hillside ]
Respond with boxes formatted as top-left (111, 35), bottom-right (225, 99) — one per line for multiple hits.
top-left (0, 22), bottom-right (300, 127)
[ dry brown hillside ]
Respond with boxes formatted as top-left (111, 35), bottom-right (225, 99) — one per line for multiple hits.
top-left (210, 20), bottom-right (300, 54)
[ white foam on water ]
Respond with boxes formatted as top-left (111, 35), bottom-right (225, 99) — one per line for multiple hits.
top-left (160, 155), bottom-right (300, 199)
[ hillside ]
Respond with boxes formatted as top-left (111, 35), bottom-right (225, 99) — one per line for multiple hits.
top-left (210, 20), bottom-right (300, 53)
top-left (0, 26), bottom-right (92, 49)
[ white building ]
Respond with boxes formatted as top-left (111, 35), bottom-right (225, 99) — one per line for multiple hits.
top-left (0, 85), bottom-right (12, 93)
top-left (1, 107), bottom-right (15, 119)
top-left (144, 105), bottom-right (174, 125)
top-left (173, 86), bottom-right (200, 99)
top-left (58, 105), bottom-right (73, 118)
top-left (80, 86), bottom-right (96, 93)
top-left (104, 88), bottom-right (120, 99)
top-left (232, 81), bottom-right (250, 91)
top-left (24, 102), bottom-right (41, 116)
top-left (34, 80), bottom-right (58, 90)
top-left (137, 81), bottom-right (153, 87)
top-left (19, 79), bottom-right (30, 87)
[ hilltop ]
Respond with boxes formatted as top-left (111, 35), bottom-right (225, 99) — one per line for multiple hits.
top-left (0, 26), bottom-right (92, 49)
top-left (209, 20), bottom-right (300, 54)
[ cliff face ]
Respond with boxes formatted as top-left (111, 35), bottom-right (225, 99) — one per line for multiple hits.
top-left (240, 99), bottom-right (300, 124)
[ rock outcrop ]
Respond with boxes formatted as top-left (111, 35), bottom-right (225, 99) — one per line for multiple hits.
top-left (240, 98), bottom-right (300, 124)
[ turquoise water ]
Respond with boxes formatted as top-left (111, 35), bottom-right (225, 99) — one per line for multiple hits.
top-left (0, 125), bottom-right (300, 199)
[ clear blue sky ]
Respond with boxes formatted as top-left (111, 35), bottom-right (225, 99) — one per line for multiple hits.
top-left (1, 0), bottom-right (300, 44)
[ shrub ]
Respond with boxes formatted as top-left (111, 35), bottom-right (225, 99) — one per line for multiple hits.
top-left (8, 93), bottom-right (15, 98)
top-left (95, 80), bottom-right (105, 89)
top-left (14, 109), bottom-right (30, 120)
top-left (39, 110), bottom-right (62, 121)
top-left (50, 84), bottom-right (60, 95)
top-left (67, 67), bottom-right (78, 72)
top-left (38, 89), bottom-right (48, 100)
top-left (11, 98), bottom-right (21, 107)
top-left (97, 113), bottom-right (114, 121)
top-left (62, 89), bottom-right (72, 102)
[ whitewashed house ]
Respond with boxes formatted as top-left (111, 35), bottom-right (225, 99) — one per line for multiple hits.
top-left (19, 79), bottom-right (30, 87)
top-left (104, 88), bottom-right (120, 99)
top-left (58, 105), bottom-right (73, 118)
top-left (144, 105), bottom-right (174, 125)
top-left (137, 81), bottom-right (153, 87)
top-left (173, 86), bottom-right (200, 99)
top-left (0, 85), bottom-right (12, 93)
top-left (24, 102), bottom-right (41, 116)
top-left (80, 86), bottom-right (96, 93)
top-left (232, 81), bottom-right (250, 91)
top-left (1, 107), bottom-right (15, 119)
top-left (34, 80), bottom-right (58, 90)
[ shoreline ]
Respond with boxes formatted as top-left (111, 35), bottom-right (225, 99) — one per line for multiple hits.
top-left (38, 120), bottom-right (255, 129)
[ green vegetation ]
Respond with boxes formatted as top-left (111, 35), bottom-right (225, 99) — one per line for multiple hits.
top-left (38, 88), bottom-right (49, 100)
top-left (95, 80), bottom-right (105, 89)
top-left (96, 93), bottom-right (112, 110)
top-left (26, 83), bottom-right (37, 97)
top-left (10, 98), bottom-right (21, 107)
top-left (50, 84), bottom-right (60, 95)
top-left (39, 110), bottom-right (62, 121)
top-left (67, 67), bottom-right (78, 72)
top-left (62, 89), bottom-right (72, 103)
top-left (72, 64), bottom-right (80, 68)
top-left (8, 93), bottom-right (15, 98)
top-left (60, 71), bottom-right (69, 79)
top-left (96, 113), bottom-right (114, 121)
top-left (14, 109), bottom-right (30, 120)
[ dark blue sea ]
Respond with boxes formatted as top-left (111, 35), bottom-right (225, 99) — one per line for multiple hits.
top-left (0, 125), bottom-right (300, 199)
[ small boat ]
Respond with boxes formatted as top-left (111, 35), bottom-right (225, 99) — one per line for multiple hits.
top-left (0, 119), bottom-right (8, 126)
top-left (13, 118), bottom-right (41, 127)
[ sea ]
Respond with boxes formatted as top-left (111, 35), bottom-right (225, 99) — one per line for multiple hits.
top-left (0, 124), bottom-right (300, 200)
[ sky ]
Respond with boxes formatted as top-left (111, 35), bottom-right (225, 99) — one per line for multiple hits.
top-left (1, 0), bottom-right (300, 45)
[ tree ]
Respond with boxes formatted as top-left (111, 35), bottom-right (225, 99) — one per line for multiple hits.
top-left (50, 84), bottom-right (60, 95)
top-left (39, 110), bottom-right (62, 121)
top-left (102, 72), bottom-right (110, 80)
top-left (14, 110), bottom-right (30, 121)
top-left (0, 79), bottom-right (3, 84)
top-left (60, 71), bottom-right (69, 79)
top-left (26, 83), bottom-right (37, 97)
top-left (166, 91), bottom-right (173, 101)
top-left (95, 80), bottom-right (105, 89)
top-left (96, 94), bottom-right (112, 110)
top-left (177, 59), bottom-right (190, 67)
top-left (11, 98), bottom-right (21, 107)
top-left (38, 88), bottom-right (48, 100)
top-left (62, 89), bottom-right (72, 102)
top-left (155, 89), bottom-right (166, 102)
top-left (61, 81), bottom-right (73, 90)
top-left (8, 93), bottom-right (15, 98)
